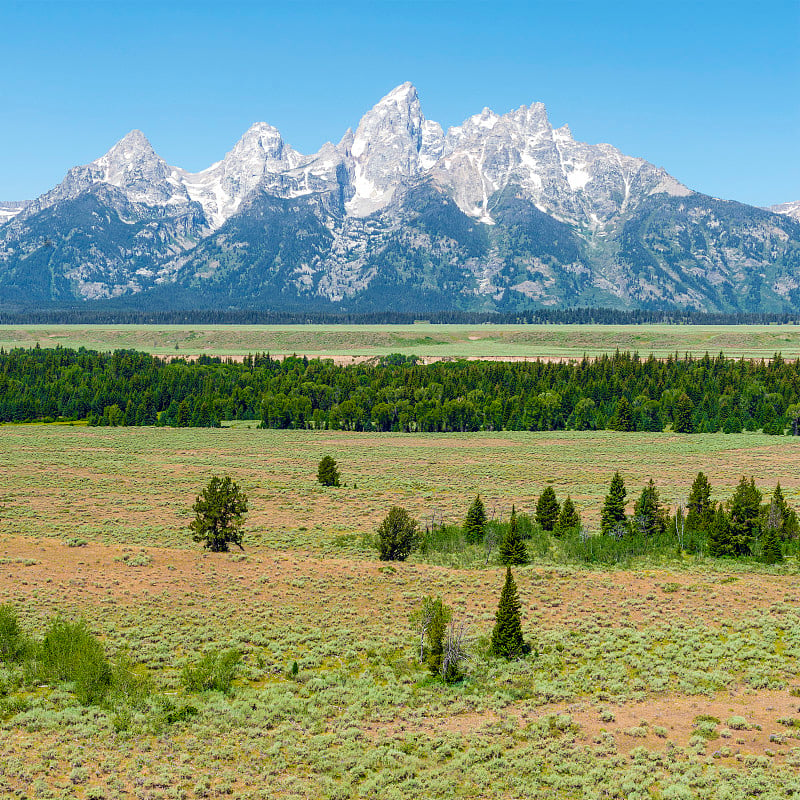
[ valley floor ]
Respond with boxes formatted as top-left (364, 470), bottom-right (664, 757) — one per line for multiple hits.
top-left (1, 427), bottom-right (799, 798)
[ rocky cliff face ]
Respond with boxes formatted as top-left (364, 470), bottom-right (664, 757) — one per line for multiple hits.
top-left (1, 83), bottom-right (798, 312)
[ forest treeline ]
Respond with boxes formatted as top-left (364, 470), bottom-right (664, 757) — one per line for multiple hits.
top-left (3, 346), bottom-right (800, 434)
top-left (0, 308), bottom-right (798, 326)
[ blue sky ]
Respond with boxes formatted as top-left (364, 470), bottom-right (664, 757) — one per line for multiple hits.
top-left (1, 0), bottom-right (798, 206)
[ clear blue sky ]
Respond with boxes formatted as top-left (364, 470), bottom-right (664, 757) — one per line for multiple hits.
top-left (1, 0), bottom-right (798, 206)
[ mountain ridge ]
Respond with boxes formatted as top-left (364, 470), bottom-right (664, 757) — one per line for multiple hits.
top-left (1, 83), bottom-right (798, 312)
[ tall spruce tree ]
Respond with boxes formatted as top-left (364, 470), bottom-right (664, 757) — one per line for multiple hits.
top-left (499, 506), bottom-right (529, 566)
top-left (673, 393), bottom-right (695, 433)
top-left (686, 471), bottom-right (714, 532)
top-left (609, 397), bottom-right (634, 432)
top-left (490, 568), bottom-right (529, 659)
top-left (770, 483), bottom-right (799, 541)
top-left (601, 472), bottom-right (627, 535)
top-left (556, 495), bottom-right (580, 535)
top-left (633, 479), bottom-right (667, 536)
top-left (762, 522), bottom-right (784, 565)
top-left (535, 486), bottom-right (560, 532)
top-left (464, 495), bottom-right (487, 544)
top-left (708, 505), bottom-right (734, 557)
top-left (729, 475), bottom-right (762, 556)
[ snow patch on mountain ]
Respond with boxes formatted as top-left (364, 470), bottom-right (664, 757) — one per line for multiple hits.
top-left (769, 200), bottom-right (800, 222)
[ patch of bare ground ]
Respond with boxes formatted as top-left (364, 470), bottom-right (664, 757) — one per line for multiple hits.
top-left (1, 535), bottom-right (796, 648)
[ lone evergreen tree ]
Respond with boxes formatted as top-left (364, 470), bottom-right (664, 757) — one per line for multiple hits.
top-left (499, 506), bottom-right (529, 565)
top-left (673, 393), bottom-right (695, 433)
top-left (686, 471), bottom-right (714, 532)
top-left (633, 479), bottom-right (667, 536)
top-left (601, 472), bottom-right (627, 535)
top-left (317, 456), bottom-right (340, 487)
top-left (377, 506), bottom-right (418, 561)
top-left (535, 486), bottom-right (560, 532)
top-left (423, 598), bottom-right (452, 677)
top-left (556, 495), bottom-right (580, 535)
top-left (190, 476), bottom-right (248, 552)
top-left (490, 568), bottom-right (529, 659)
top-left (464, 495), bottom-right (487, 544)
top-left (729, 475), bottom-right (762, 556)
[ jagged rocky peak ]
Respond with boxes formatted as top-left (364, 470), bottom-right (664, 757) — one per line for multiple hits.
top-left (347, 81), bottom-right (444, 216)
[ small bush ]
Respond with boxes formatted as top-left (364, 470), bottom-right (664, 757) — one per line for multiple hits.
top-left (181, 649), bottom-right (241, 693)
top-left (0, 604), bottom-right (29, 663)
top-left (727, 715), bottom-right (748, 730)
top-left (38, 618), bottom-right (112, 705)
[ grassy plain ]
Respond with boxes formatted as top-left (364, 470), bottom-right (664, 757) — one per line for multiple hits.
top-left (3, 322), bottom-right (800, 360)
top-left (2, 426), bottom-right (800, 798)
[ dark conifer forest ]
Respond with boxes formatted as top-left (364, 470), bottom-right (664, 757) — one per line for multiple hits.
top-left (2, 345), bottom-right (800, 434)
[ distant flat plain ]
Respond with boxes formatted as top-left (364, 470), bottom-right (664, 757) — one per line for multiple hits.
top-left (2, 322), bottom-right (800, 359)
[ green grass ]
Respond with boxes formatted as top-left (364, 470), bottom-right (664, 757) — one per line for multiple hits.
top-left (2, 425), bottom-right (800, 549)
top-left (3, 322), bottom-right (800, 359)
top-left (2, 425), bottom-right (800, 797)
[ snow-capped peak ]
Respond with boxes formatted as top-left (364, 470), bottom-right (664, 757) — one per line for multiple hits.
top-left (346, 82), bottom-right (443, 216)
top-left (769, 200), bottom-right (800, 222)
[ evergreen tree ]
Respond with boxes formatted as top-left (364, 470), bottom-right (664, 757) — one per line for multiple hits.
top-left (317, 456), bottom-right (340, 487)
top-left (609, 397), bottom-right (634, 432)
top-left (729, 475), bottom-right (762, 556)
top-left (535, 486), bottom-right (560, 532)
top-left (424, 598), bottom-right (452, 677)
top-left (633, 479), bottom-right (667, 536)
top-left (708, 504), bottom-right (734, 557)
top-left (190, 476), bottom-right (248, 552)
top-left (490, 568), bottom-right (529, 659)
top-left (499, 506), bottom-right (529, 565)
top-left (464, 495), bottom-right (487, 544)
top-left (556, 495), bottom-right (580, 535)
top-left (769, 483), bottom-right (799, 541)
top-left (762, 522), bottom-right (784, 564)
top-left (686, 471), bottom-right (714, 532)
top-left (377, 507), bottom-right (419, 561)
top-left (601, 472), bottom-right (627, 535)
top-left (673, 392), bottom-right (695, 433)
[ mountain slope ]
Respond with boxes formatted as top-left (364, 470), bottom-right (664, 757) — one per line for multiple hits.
top-left (1, 83), bottom-right (798, 313)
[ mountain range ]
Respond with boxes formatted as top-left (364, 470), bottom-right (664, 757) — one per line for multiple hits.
top-left (1, 82), bottom-right (798, 313)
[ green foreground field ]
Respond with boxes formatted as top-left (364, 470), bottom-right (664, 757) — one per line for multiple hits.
top-left (3, 322), bottom-right (800, 360)
top-left (2, 426), bottom-right (800, 798)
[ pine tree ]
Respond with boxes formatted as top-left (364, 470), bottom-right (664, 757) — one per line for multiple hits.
top-left (499, 506), bottom-right (529, 565)
top-left (762, 522), bottom-right (784, 564)
top-left (535, 486), bottom-right (560, 532)
top-left (556, 495), bottom-right (580, 535)
top-left (770, 483), bottom-right (799, 541)
top-left (686, 471), bottom-right (714, 532)
top-left (464, 495), bottom-right (487, 544)
top-left (490, 568), bottom-right (529, 659)
top-left (729, 475), bottom-right (762, 556)
top-left (377, 507), bottom-right (419, 561)
top-left (609, 397), bottom-right (634, 432)
top-left (633, 479), bottom-right (667, 536)
top-left (673, 392), bottom-right (695, 433)
top-left (601, 472), bottom-right (627, 535)
top-left (317, 456), bottom-right (340, 487)
top-left (424, 598), bottom-right (451, 677)
top-left (708, 504), bottom-right (734, 557)
top-left (190, 476), bottom-right (248, 552)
